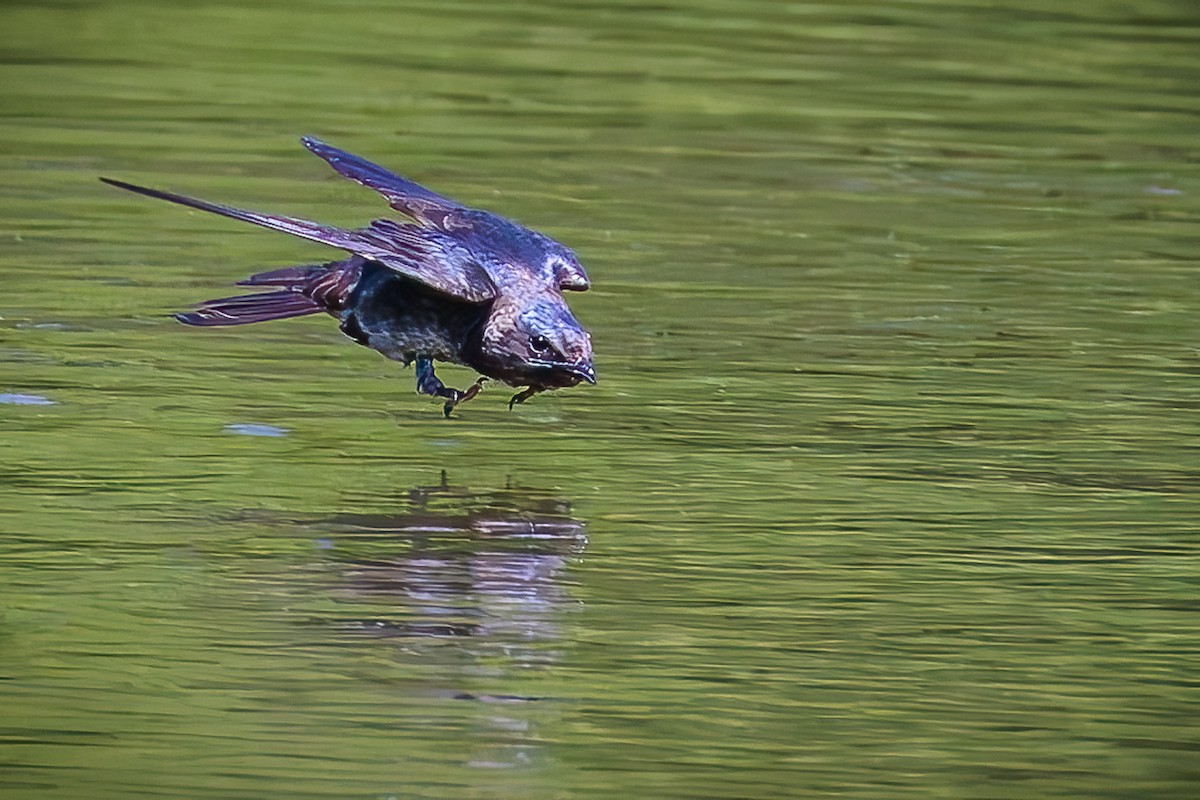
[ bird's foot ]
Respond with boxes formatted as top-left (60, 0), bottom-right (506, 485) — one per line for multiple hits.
top-left (508, 386), bottom-right (543, 410)
top-left (443, 377), bottom-right (488, 418)
top-left (415, 357), bottom-right (487, 418)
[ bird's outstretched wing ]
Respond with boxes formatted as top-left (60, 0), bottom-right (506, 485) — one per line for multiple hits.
top-left (100, 178), bottom-right (497, 303)
top-left (362, 219), bottom-right (498, 303)
top-left (302, 136), bottom-right (463, 230)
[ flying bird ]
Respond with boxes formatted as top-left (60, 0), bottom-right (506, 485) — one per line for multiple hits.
top-left (101, 137), bottom-right (595, 416)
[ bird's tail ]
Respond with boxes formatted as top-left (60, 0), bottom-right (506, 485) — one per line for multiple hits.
top-left (175, 288), bottom-right (325, 326)
top-left (174, 258), bottom-right (364, 327)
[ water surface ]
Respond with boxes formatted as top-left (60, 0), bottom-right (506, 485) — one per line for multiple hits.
top-left (1, 1), bottom-right (1198, 798)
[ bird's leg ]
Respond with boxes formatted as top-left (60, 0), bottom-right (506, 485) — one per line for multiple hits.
top-left (414, 357), bottom-right (487, 418)
top-left (508, 386), bottom-right (544, 410)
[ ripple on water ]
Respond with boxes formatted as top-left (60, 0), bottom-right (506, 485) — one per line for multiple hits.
top-left (223, 423), bottom-right (288, 437)
top-left (0, 393), bottom-right (56, 405)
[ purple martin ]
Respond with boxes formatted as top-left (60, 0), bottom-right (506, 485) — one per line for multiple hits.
top-left (101, 137), bottom-right (595, 416)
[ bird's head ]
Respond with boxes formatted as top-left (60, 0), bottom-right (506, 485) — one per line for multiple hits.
top-left (477, 296), bottom-right (595, 389)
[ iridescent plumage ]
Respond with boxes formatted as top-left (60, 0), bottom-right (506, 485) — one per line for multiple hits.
top-left (102, 137), bottom-right (595, 416)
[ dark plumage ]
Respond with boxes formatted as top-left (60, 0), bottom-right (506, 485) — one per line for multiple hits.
top-left (101, 137), bottom-right (594, 416)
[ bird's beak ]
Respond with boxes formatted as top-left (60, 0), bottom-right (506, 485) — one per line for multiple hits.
top-left (568, 361), bottom-right (597, 385)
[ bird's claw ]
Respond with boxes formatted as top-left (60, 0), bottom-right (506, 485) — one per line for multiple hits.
top-left (507, 386), bottom-right (542, 410)
top-left (442, 377), bottom-right (488, 418)
top-left (416, 357), bottom-right (488, 418)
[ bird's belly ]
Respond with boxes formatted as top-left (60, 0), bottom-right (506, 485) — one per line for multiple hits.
top-left (364, 324), bottom-right (462, 364)
top-left (343, 263), bottom-right (484, 366)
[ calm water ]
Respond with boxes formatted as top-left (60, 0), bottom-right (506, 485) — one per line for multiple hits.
top-left (2, 1), bottom-right (1198, 798)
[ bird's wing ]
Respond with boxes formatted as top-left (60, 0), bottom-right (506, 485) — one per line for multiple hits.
top-left (302, 136), bottom-right (464, 230)
top-left (363, 219), bottom-right (498, 303)
top-left (301, 138), bottom-right (591, 293)
top-left (102, 177), bottom-right (377, 253)
top-left (552, 256), bottom-right (590, 292)
top-left (100, 178), bottom-right (498, 303)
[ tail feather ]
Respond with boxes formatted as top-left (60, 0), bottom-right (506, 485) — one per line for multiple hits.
top-left (237, 264), bottom-right (328, 287)
top-left (175, 290), bottom-right (325, 326)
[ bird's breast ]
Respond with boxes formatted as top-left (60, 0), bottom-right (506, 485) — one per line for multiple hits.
top-left (344, 262), bottom-right (488, 366)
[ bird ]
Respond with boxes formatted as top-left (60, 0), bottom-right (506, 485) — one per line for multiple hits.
top-left (100, 136), bottom-right (595, 417)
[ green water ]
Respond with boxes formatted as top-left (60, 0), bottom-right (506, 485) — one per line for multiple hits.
top-left (2, 1), bottom-right (1198, 797)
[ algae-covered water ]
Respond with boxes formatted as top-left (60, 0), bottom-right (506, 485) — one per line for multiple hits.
top-left (2, 1), bottom-right (1198, 798)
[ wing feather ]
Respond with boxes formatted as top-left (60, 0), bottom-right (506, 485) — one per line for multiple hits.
top-left (365, 219), bottom-right (497, 302)
top-left (301, 136), bottom-right (462, 229)
top-left (100, 178), bottom-right (497, 303)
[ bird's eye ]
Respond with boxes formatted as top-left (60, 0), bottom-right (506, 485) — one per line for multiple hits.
top-left (530, 335), bottom-right (552, 353)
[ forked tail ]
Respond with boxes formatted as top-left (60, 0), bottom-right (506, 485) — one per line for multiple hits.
top-left (175, 290), bottom-right (326, 326)
top-left (175, 260), bottom-right (363, 327)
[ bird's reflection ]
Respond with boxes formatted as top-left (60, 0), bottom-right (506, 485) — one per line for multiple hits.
top-left (244, 473), bottom-right (587, 774)
top-left (313, 472), bottom-right (586, 666)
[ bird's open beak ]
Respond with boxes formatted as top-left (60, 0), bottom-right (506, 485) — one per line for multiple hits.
top-left (569, 361), bottom-right (597, 385)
